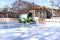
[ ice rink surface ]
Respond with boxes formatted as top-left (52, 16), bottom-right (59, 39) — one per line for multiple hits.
top-left (0, 21), bottom-right (60, 40)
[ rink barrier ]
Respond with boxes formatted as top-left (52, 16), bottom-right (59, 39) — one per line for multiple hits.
top-left (0, 18), bottom-right (18, 22)
top-left (45, 17), bottom-right (60, 23)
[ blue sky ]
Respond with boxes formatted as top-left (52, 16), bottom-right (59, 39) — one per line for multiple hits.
top-left (0, 0), bottom-right (16, 8)
top-left (0, 0), bottom-right (58, 8)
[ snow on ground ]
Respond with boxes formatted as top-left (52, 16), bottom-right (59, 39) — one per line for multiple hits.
top-left (0, 20), bottom-right (60, 40)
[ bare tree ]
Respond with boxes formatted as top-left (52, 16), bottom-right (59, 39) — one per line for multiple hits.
top-left (49, 0), bottom-right (60, 17)
top-left (11, 0), bottom-right (36, 13)
top-left (50, 0), bottom-right (60, 9)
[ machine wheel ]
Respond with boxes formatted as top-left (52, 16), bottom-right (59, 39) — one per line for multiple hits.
top-left (29, 20), bottom-right (36, 24)
top-left (18, 19), bottom-right (22, 23)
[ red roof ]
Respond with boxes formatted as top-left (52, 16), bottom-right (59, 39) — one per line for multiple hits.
top-left (31, 6), bottom-right (46, 10)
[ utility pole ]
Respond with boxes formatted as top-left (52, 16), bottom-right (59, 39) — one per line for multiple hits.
top-left (50, 0), bottom-right (54, 17)
top-left (33, 2), bottom-right (35, 17)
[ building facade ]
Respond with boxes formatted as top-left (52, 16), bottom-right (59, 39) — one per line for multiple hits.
top-left (29, 6), bottom-right (52, 22)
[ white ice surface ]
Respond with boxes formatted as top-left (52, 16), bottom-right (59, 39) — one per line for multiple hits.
top-left (0, 22), bottom-right (60, 40)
